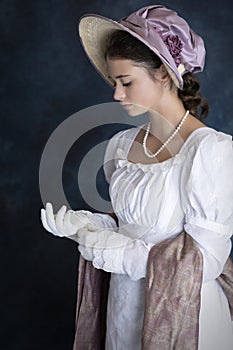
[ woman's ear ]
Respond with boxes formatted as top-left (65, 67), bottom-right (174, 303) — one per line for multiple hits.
top-left (157, 64), bottom-right (170, 82)
top-left (153, 64), bottom-right (173, 89)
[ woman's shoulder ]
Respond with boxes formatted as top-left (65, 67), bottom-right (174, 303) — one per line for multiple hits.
top-left (181, 117), bottom-right (232, 155)
top-left (180, 126), bottom-right (233, 181)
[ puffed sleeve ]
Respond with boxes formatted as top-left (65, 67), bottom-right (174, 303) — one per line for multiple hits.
top-left (181, 130), bottom-right (233, 282)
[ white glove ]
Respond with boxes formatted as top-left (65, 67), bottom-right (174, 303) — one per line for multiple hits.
top-left (40, 202), bottom-right (117, 239)
top-left (77, 225), bottom-right (154, 280)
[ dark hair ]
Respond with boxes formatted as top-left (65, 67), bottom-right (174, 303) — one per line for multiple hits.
top-left (178, 73), bottom-right (209, 120)
top-left (105, 30), bottom-right (209, 120)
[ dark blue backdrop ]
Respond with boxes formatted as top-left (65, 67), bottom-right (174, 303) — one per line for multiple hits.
top-left (1, 1), bottom-right (233, 349)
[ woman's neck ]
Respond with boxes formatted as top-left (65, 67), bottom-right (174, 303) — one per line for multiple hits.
top-left (148, 100), bottom-right (187, 141)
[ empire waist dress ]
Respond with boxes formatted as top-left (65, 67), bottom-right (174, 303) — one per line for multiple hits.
top-left (103, 125), bottom-right (233, 350)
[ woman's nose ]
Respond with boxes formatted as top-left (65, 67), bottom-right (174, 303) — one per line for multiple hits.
top-left (113, 84), bottom-right (126, 101)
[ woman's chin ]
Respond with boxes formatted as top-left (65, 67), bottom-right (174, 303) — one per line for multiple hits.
top-left (122, 105), bottom-right (148, 117)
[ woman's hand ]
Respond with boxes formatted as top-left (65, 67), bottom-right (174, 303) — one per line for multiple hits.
top-left (77, 225), bottom-right (133, 274)
top-left (40, 203), bottom-right (93, 237)
top-left (77, 226), bottom-right (154, 279)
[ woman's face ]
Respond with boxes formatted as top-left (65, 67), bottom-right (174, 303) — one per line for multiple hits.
top-left (106, 58), bottom-right (165, 116)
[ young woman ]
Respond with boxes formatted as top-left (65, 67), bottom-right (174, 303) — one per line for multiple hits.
top-left (41, 5), bottom-right (233, 349)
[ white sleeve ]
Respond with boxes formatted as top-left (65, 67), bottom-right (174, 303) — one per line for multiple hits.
top-left (181, 131), bottom-right (233, 282)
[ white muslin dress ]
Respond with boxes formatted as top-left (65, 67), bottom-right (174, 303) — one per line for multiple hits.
top-left (103, 125), bottom-right (233, 350)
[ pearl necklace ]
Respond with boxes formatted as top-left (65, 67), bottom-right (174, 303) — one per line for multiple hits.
top-left (142, 110), bottom-right (189, 158)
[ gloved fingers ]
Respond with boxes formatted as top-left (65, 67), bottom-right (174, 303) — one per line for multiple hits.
top-left (77, 227), bottom-right (99, 247)
top-left (63, 211), bottom-right (74, 231)
top-left (40, 208), bottom-right (53, 233)
top-left (55, 205), bottom-right (67, 235)
top-left (86, 223), bottom-right (99, 232)
top-left (45, 202), bottom-right (59, 235)
top-left (63, 211), bottom-right (81, 235)
top-left (71, 211), bottom-right (91, 227)
top-left (76, 227), bottom-right (87, 245)
top-left (67, 211), bottom-right (87, 231)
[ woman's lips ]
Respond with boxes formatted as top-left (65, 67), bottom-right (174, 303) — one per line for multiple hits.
top-left (121, 103), bottom-right (134, 111)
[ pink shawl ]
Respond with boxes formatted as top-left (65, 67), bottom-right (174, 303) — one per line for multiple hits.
top-left (73, 232), bottom-right (233, 350)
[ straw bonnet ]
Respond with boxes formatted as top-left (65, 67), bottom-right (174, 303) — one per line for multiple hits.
top-left (78, 5), bottom-right (206, 89)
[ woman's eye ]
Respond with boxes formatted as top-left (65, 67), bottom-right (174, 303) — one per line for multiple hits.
top-left (123, 82), bottom-right (131, 87)
top-left (112, 81), bottom-right (131, 88)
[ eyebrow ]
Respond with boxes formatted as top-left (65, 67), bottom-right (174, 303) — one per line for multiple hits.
top-left (108, 74), bottom-right (131, 80)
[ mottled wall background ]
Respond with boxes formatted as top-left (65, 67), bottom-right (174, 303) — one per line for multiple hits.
top-left (1, 0), bottom-right (233, 349)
